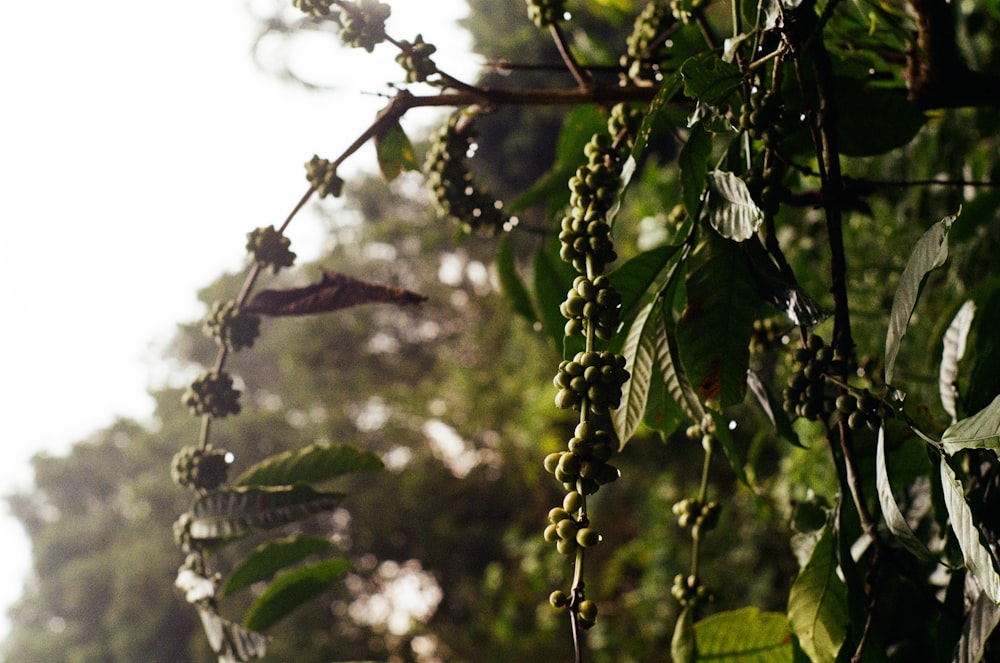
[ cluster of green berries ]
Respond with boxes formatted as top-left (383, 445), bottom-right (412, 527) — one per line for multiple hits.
top-left (173, 512), bottom-right (195, 552)
top-left (749, 316), bottom-right (786, 355)
top-left (544, 492), bottom-right (603, 554)
top-left (203, 300), bottom-right (260, 351)
top-left (835, 389), bottom-right (894, 432)
top-left (525, 0), bottom-right (566, 27)
top-left (305, 155), bottom-right (345, 199)
top-left (292, 0), bottom-right (334, 18)
top-left (607, 103), bottom-right (644, 151)
top-left (247, 225), bottom-right (296, 274)
top-left (425, 113), bottom-right (506, 234)
top-left (782, 334), bottom-right (844, 421)
top-left (744, 161), bottom-right (788, 216)
top-left (554, 351), bottom-right (630, 414)
top-left (549, 591), bottom-right (599, 629)
top-left (544, 428), bottom-right (621, 495)
top-left (621, 1), bottom-right (674, 83)
top-left (171, 445), bottom-right (230, 491)
top-left (672, 498), bottom-right (721, 532)
top-left (560, 135), bottom-right (622, 274)
top-left (672, 573), bottom-right (712, 608)
top-left (395, 34), bottom-right (437, 83)
top-left (738, 88), bottom-right (788, 150)
top-left (338, 0), bottom-right (390, 53)
top-left (560, 275), bottom-right (621, 340)
top-left (183, 370), bottom-right (241, 418)
top-left (670, 0), bottom-right (708, 24)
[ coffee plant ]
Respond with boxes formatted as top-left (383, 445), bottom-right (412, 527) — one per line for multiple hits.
top-left (170, 0), bottom-right (1000, 661)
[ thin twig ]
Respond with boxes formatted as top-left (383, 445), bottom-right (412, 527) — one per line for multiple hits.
top-left (549, 23), bottom-right (592, 89)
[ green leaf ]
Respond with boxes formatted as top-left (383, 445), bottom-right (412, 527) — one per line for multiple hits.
top-left (632, 71), bottom-right (684, 160)
top-left (955, 590), bottom-right (1000, 663)
top-left (692, 606), bottom-right (793, 662)
top-left (608, 244), bottom-right (682, 321)
top-left (680, 53), bottom-right (742, 106)
top-left (708, 408), bottom-right (751, 487)
top-left (746, 369), bottom-right (801, 447)
top-left (875, 426), bottom-right (937, 562)
top-left (885, 212), bottom-right (959, 385)
top-left (942, 394), bottom-right (1000, 456)
top-left (672, 605), bottom-right (698, 663)
top-left (787, 524), bottom-right (848, 663)
top-left (743, 237), bottom-right (828, 327)
top-left (940, 300), bottom-right (976, 423)
top-left (677, 232), bottom-right (759, 405)
top-left (940, 456), bottom-right (1000, 602)
top-left (534, 234), bottom-right (577, 355)
top-left (703, 171), bottom-right (764, 242)
top-left (374, 120), bottom-right (419, 182)
top-left (189, 485), bottom-right (344, 541)
top-left (833, 80), bottom-right (926, 157)
top-left (496, 235), bottom-right (537, 323)
top-left (234, 442), bottom-right (382, 487)
top-left (222, 535), bottom-right (331, 596)
top-left (656, 269), bottom-right (706, 423)
top-left (614, 299), bottom-right (658, 448)
top-left (680, 123), bottom-right (713, 220)
top-left (242, 557), bottom-right (350, 632)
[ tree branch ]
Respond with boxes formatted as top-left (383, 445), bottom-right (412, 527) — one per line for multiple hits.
top-left (905, 0), bottom-right (1000, 108)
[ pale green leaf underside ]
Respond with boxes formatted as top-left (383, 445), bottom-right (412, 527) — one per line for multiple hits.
top-left (875, 426), bottom-right (937, 562)
top-left (704, 170), bottom-right (763, 242)
top-left (693, 606), bottom-right (792, 662)
top-left (940, 457), bottom-right (1000, 603)
top-left (940, 300), bottom-right (975, 423)
top-left (198, 607), bottom-right (268, 662)
top-left (190, 485), bottom-right (344, 540)
top-left (614, 299), bottom-right (657, 448)
top-left (955, 590), bottom-right (1000, 663)
top-left (942, 394), bottom-right (1000, 456)
top-left (787, 524), bottom-right (848, 663)
top-left (884, 212), bottom-right (958, 384)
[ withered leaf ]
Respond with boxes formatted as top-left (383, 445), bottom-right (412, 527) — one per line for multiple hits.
top-left (245, 269), bottom-right (427, 317)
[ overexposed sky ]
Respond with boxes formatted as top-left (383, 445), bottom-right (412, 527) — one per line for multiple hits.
top-left (0, 0), bottom-right (471, 637)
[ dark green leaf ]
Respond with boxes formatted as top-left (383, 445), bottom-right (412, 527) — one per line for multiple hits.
top-left (242, 557), bottom-right (350, 631)
top-left (496, 235), bottom-right (537, 322)
top-left (374, 121), bottom-right (419, 182)
top-left (885, 212), bottom-right (958, 385)
top-left (692, 606), bottom-right (793, 662)
top-left (680, 123), bottom-right (712, 220)
top-left (608, 244), bottom-right (682, 320)
top-left (234, 442), bottom-right (382, 487)
top-left (746, 369), bottom-right (802, 447)
top-left (743, 237), bottom-right (828, 327)
top-left (940, 456), bottom-right (1000, 602)
top-left (833, 80), bottom-right (925, 156)
top-left (677, 233), bottom-right (759, 405)
top-left (704, 171), bottom-right (764, 242)
top-left (189, 485), bottom-right (344, 541)
top-left (657, 268), bottom-right (706, 422)
top-left (787, 524), bottom-right (848, 663)
top-left (680, 53), bottom-right (742, 106)
top-left (632, 71), bottom-right (684, 160)
top-left (222, 535), bottom-right (331, 596)
top-left (534, 234), bottom-right (577, 355)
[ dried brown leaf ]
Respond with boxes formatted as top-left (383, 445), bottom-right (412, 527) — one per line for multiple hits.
top-left (245, 269), bottom-right (427, 317)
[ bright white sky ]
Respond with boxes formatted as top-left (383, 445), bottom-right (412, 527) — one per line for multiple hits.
top-left (0, 0), bottom-right (472, 639)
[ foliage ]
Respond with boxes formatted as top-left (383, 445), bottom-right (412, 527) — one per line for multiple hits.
top-left (8, 0), bottom-right (1000, 661)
